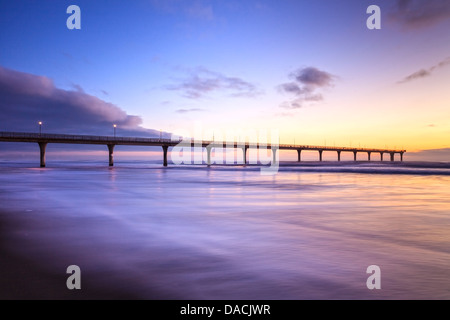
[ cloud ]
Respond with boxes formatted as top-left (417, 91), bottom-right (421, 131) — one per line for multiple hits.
top-left (399, 69), bottom-right (430, 83)
top-left (279, 82), bottom-right (305, 95)
top-left (293, 67), bottom-right (335, 87)
top-left (389, 0), bottom-right (450, 29)
top-left (0, 65), bottom-right (159, 137)
top-left (278, 67), bottom-right (335, 109)
top-left (398, 56), bottom-right (450, 83)
top-left (71, 83), bottom-right (85, 93)
top-left (175, 108), bottom-right (204, 113)
top-left (165, 67), bottom-right (261, 99)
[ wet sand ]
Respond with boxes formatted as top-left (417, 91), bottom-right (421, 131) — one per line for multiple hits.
top-left (0, 213), bottom-right (142, 300)
top-left (1, 162), bottom-right (450, 299)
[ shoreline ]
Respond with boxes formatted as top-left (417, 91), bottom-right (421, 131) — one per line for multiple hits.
top-left (1, 160), bottom-right (449, 177)
top-left (0, 160), bottom-right (449, 167)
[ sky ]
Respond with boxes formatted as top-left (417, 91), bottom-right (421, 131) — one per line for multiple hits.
top-left (0, 0), bottom-right (450, 160)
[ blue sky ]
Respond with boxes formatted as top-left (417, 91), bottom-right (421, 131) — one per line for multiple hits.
top-left (1, 0), bottom-right (450, 157)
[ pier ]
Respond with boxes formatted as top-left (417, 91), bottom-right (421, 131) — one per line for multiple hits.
top-left (0, 132), bottom-right (406, 167)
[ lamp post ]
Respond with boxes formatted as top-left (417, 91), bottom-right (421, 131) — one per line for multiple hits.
top-left (38, 121), bottom-right (42, 136)
top-left (113, 124), bottom-right (117, 137)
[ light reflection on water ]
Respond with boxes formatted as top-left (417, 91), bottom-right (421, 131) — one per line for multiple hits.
top-left (0, 162), bottom-right (450, 299)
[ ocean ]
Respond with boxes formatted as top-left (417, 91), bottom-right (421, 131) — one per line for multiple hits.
top-left (0, 161), bottom-right (449, 299)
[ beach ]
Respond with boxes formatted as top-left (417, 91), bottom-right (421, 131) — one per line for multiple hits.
top-left (1, 161), bottom-right (450, 299)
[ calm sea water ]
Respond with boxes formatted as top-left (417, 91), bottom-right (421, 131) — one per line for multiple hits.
top-left (1, 161), bottom-right (449, 299)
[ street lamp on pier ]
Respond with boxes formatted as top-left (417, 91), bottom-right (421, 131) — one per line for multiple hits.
top-left (113, 124), bottom-right (117, 137)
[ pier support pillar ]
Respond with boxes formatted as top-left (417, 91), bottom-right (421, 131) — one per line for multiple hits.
top-left (162, 145), bottom-right (168, 167)
top-left (353, 151), bottom-right (357, 161)
top-left (297, 149), bottom-right (301, 162)
top-left (272, 148), bottom-right (278, 164)
top-left (319, 150), bottom-right (323, 162)
top-left (206, 146), bottom-right (212, 166)
top-left (38, 142), bottom-right (47, 168)
top-left (107, 144), bottom-right (115, 167)
top-left (390, 153), bottom-right (394, 162)
top-left (380, 152), bottom-right (383, 161)
top-left (368, 152), bottom-right (371, 161)
top-left (400, 152), bottom-right (404, 162)
top-left (337, 151), bottom-right (341, 162)
top-left (242, 146), bottom-right (248, 164)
